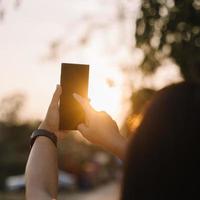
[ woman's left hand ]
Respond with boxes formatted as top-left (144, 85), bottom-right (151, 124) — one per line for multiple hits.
top-left (39, 85), bottom-right (66, 139)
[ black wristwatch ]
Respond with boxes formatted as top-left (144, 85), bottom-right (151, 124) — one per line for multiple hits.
top-left (30, 129), bottom-right (57, 149)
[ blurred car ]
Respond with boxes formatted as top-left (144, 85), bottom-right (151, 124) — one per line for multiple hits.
top-left (5, 170), bottom-right (76, 192)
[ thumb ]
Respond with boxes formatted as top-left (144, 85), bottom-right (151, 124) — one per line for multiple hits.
top-left (77, 123), bottom-right (89, 135)
top-left (50, 85), bottom-right (62, 107)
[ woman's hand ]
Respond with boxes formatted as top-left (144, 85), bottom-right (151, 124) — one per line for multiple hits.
top-left (73, 93), bottom-right (127, 160)
top-left (39, 85), bottom-right (65, 139)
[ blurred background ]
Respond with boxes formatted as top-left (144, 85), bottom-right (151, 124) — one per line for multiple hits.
top-left (0, 0), bottom-right (199, 199)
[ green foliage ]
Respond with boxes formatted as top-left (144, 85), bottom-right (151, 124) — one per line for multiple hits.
top-left (136, 0), bottom-right (200, 83)
top-left (0, 0), bottom-right (21, 21)
top-left (0, 92), bottom-right (38, 190)
top-left (0, 122), bottom-right (37, 190)
top-left (0, 93), bottom-right (25, 125)
top-left (131, 88), bottom-right (156, 114)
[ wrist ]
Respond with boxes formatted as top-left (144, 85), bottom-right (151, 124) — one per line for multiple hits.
top-left (30, 129), bottom-right (57, 149)
top-left (108, 133), bottom-right (127, 160)
top-left (39, 121), bottom-right (55, 133)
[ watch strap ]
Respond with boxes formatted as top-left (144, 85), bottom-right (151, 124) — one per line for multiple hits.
top-left (30, 129), bottom-right (57, 148)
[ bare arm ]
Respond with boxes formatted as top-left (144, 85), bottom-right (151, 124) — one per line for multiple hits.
top-left (25, 85), bottom-right (62, 200)
top-left (25, 137), bottom-right (58, 200)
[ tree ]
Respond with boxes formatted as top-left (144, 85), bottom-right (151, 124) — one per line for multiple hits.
top-left (0, 0), bottom-right (21, 21)
top-left (0, 93), bottom-right (25, 124)
top-left (136, 0), bottom-right (200, 83)
top-left (123, 88), bottom-right (156, 135)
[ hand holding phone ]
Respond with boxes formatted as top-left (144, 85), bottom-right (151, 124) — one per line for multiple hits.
top-left (59, 63), bottom-right (89, 130)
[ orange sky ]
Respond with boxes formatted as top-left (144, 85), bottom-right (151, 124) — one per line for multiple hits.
top-left (0, 0), bottom-right (182, 127)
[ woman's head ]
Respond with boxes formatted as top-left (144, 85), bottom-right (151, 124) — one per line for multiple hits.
top-left (121, 82), bottom-right (200, 199)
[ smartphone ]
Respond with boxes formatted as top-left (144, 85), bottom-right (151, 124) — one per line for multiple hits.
top-left (59, 63), bottom-right (89, 130)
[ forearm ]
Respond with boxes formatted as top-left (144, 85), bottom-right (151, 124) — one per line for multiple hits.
top-left (25, 136), bottom-right (58, 200)
top-left (104, 133), bottom-right (127, 161)
top-left (111, 137), bottom-right (127, 161)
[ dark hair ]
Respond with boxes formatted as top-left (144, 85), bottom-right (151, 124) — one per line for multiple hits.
top-left (121, 82), bottom-right (200, 199)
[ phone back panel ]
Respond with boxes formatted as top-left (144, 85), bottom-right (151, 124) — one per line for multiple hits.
top-left (60, 63), bottom-right (89, 130)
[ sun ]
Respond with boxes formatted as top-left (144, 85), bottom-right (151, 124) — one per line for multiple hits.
top-left (88, 66), bottom-right (123, 124)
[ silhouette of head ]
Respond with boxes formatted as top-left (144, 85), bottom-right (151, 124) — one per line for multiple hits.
top-left (121, 82), bottom-right (200, 199)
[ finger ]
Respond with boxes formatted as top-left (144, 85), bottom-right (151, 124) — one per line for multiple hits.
top-left (99, 111), bottom-right (107, 116)
top-left (73, 93), bottom-right (93, 114)
top-left (50, 85), bottom-right (62, 107)
top-left (99, 111), bottom-right (112, 119)
top-left (77, 123), bottom-right (89, 135)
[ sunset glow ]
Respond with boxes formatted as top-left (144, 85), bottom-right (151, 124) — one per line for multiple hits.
top-left (0, 0), bottom-right (181, 128)
top-left (88, 66), bottom-right (123, 121)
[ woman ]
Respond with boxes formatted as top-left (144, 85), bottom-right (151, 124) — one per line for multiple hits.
top-left (25, 82), bottom-right (200, 200)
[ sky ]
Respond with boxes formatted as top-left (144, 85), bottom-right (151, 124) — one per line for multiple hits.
top-left (0, 0), bottom-right (182, 126)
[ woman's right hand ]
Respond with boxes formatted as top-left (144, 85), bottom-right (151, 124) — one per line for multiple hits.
top-left (73, 93), bottom-right (127, 160)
